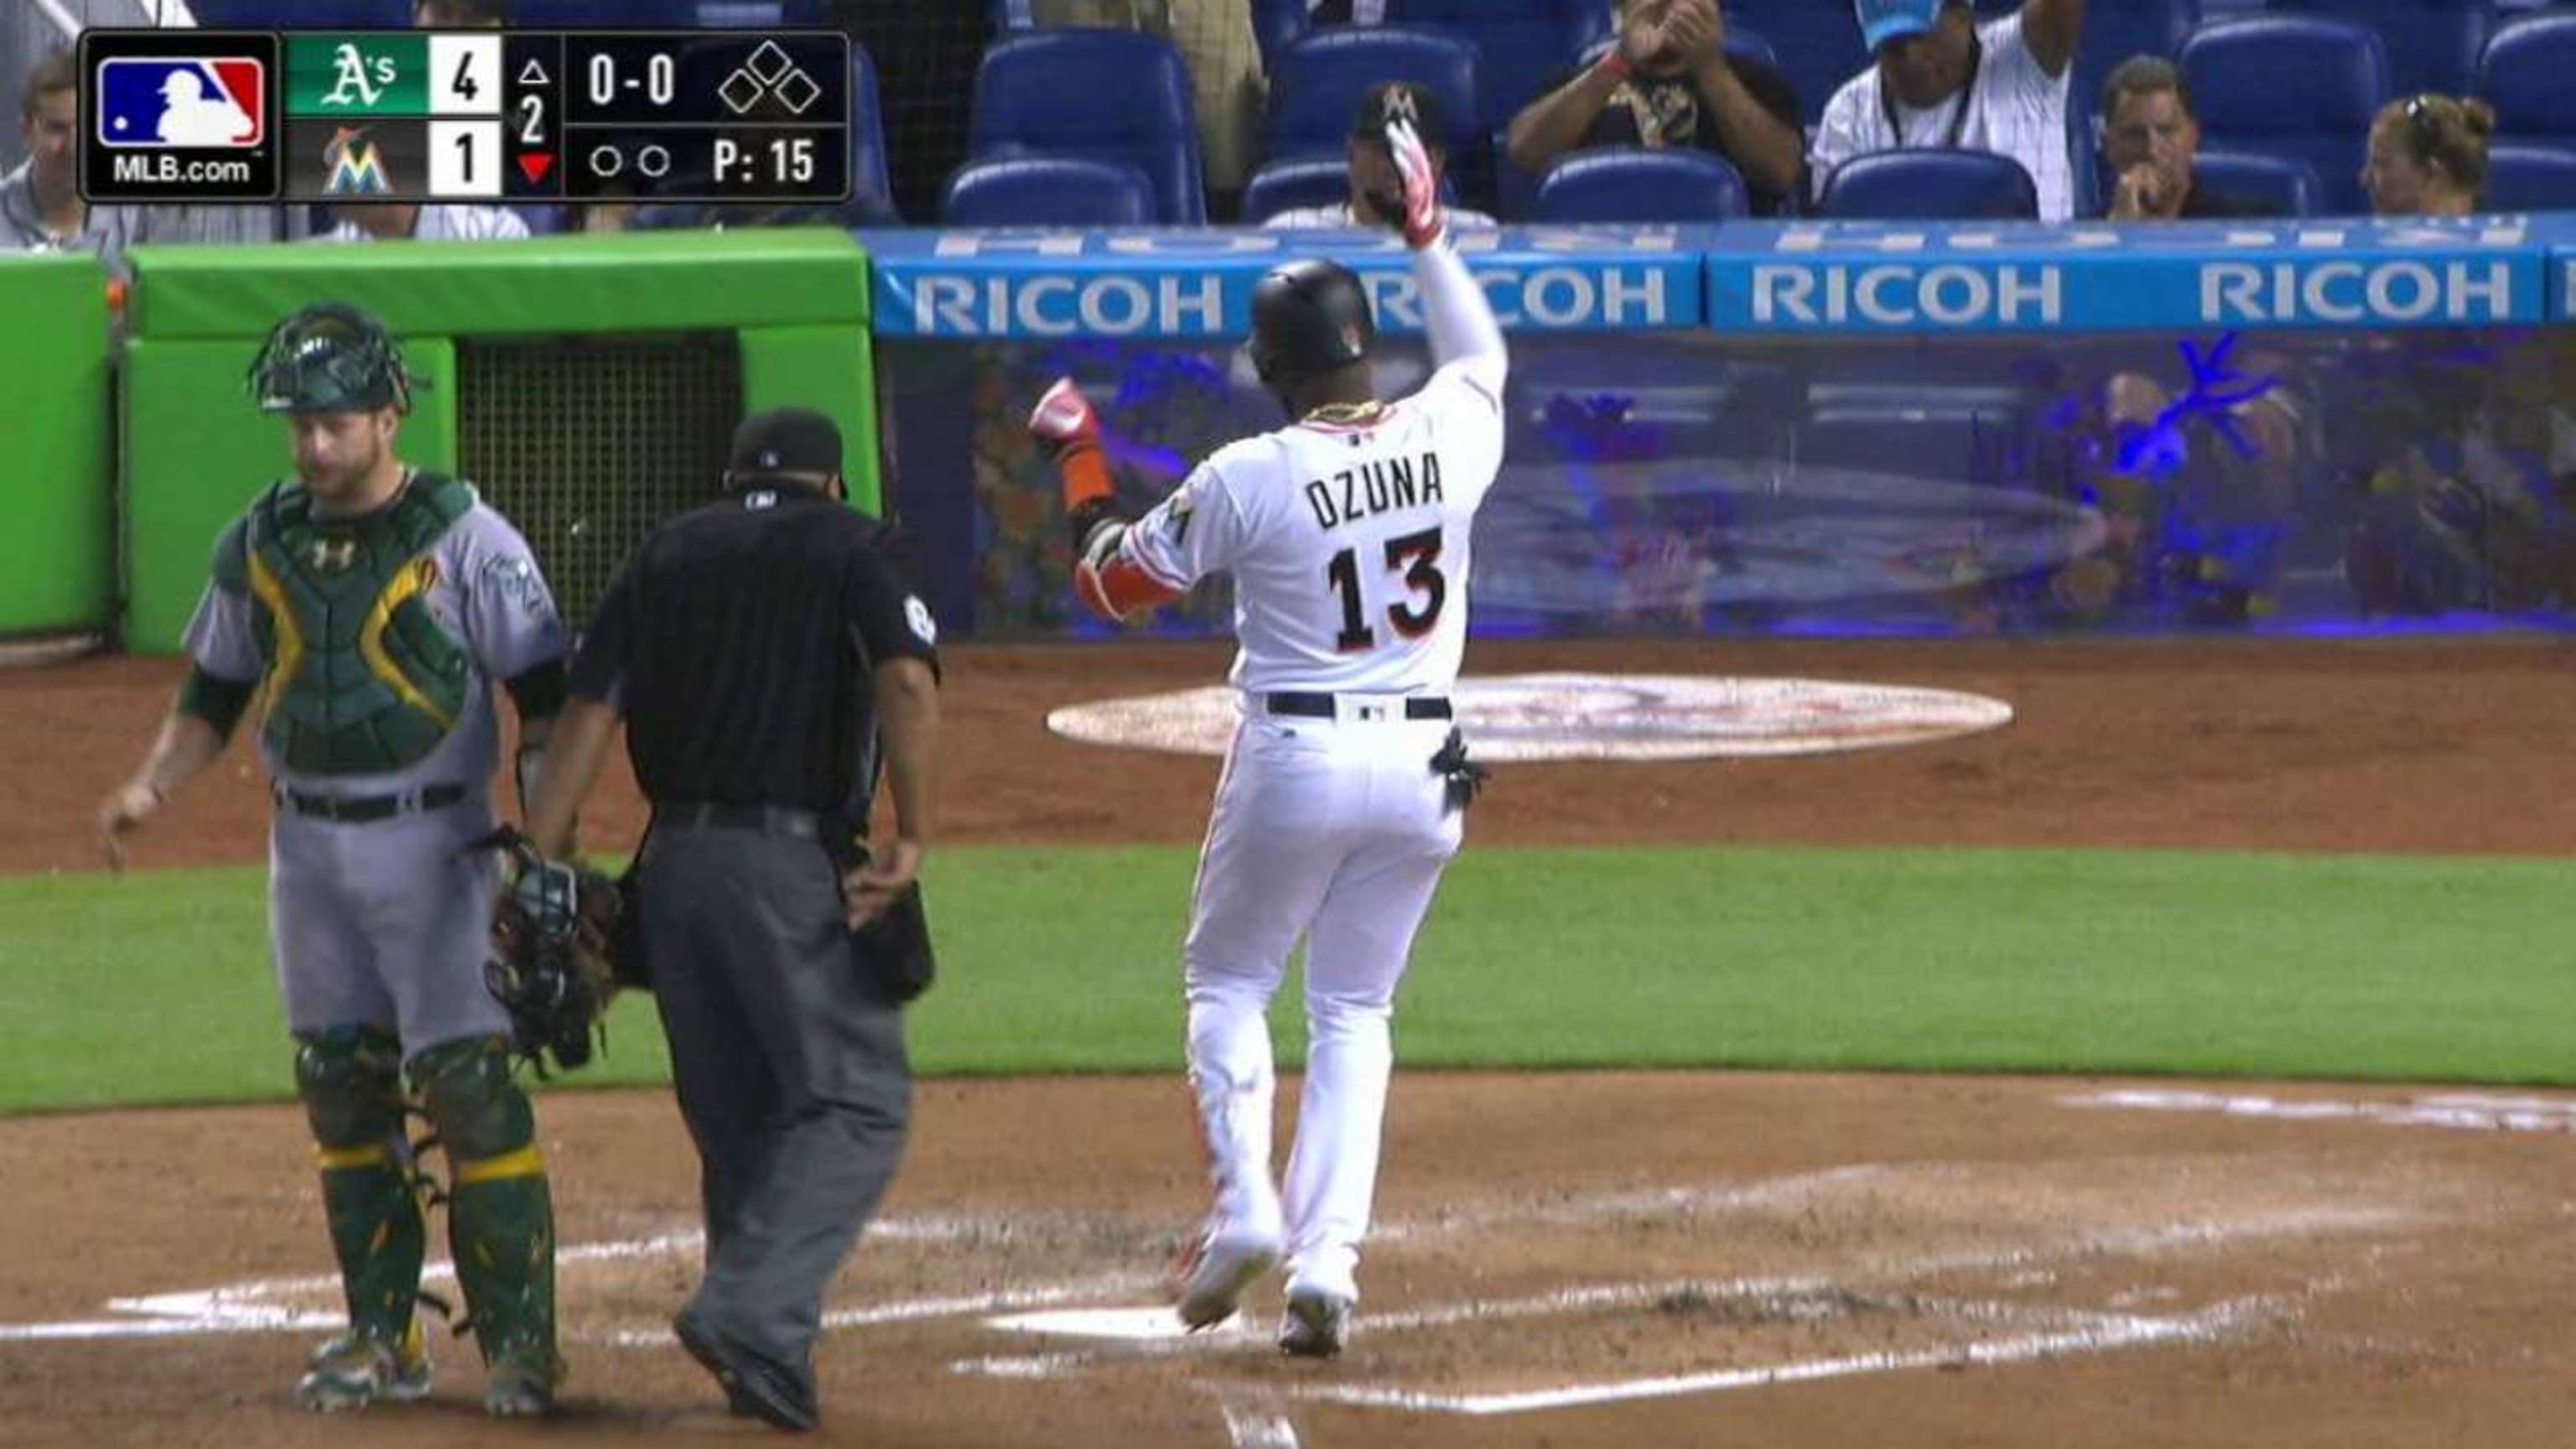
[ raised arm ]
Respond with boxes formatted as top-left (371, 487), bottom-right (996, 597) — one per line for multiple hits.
top-left (1391, 118), bottom-right (1507, 403)
top-left (2022, 0), bottom-right (2085, 80)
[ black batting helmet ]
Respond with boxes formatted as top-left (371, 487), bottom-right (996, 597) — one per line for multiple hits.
top-left (1247, 258), bottom-right (1375, 388)
top-left (248, 302), bottom-right (414, 414)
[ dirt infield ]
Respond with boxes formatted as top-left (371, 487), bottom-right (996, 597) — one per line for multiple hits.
top-left (7, 636), bottom-right (2576, 1447)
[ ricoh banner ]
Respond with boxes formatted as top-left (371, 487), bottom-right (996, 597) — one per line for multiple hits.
top-left (860, 226), bottom-right (1712, 339)
top-left (864, 217), bottom-right (2576, 338)
top-left (1707, 217), bottom-right (2557, 332)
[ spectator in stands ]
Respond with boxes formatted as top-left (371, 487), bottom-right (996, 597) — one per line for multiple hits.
top-left (2047, 351), bottom-right (2311, 627)
top-left (2362, 92), bottom-right (2493, 218)
top-left (2341, 96), bottom-right (2567, 613)
top-left (1267, 83), bottom-right (1496, 231)
top-left (315, 203), bottom-right (530, 243)
top-left (2096, 57), bottom-right (2274, 221)
top-left (1810, 0), bottom-right (2085, 222)
top-left (1033, 0), bottom-right (1265, 210)
top-left (415, 0), bottom-right (509, 23)
top-left (0, 52), bottom-right (148, 266)
top-left (1506, 0), bottom-right (1806, 216)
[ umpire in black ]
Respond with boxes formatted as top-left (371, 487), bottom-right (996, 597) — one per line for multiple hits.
top-left (522, 407), bottom-right (939, 1431)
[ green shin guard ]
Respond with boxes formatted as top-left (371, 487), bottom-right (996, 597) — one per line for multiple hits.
top-left (295, 1027), bottom-right (425, 1347)
top-left (412, 1036), bottom-right (559, 1375)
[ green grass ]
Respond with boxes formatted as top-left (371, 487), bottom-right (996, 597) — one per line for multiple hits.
top-left (5, 844), bottom-right (2573, 1114)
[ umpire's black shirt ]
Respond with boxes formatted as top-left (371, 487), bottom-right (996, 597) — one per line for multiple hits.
top-left (568, 484), bottom-right (938, 827)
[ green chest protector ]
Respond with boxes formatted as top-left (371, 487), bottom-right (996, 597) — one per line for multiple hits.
top-left (220, 472), bottom-right (478, 776)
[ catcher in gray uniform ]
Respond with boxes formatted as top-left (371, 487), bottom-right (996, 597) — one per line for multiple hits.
top-left (97, 303), bottom-right (572, 1418)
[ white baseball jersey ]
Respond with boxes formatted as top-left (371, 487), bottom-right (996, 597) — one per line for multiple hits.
top-left (1120, 364), bottom-right (1506, 697)
top-left (1810, 12), bottom-right (2075, 221)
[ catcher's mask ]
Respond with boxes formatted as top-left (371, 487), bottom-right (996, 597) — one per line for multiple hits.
top-left (1246, 257), bottom-right (1376, 392)
top-left (248, 301), bottom-right (415, 415)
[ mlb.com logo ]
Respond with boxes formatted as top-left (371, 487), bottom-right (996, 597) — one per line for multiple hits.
top-left (96, 57), bottom-right (265, 148)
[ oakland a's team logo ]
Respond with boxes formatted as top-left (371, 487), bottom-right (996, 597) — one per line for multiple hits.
top-left (319, 44), bottom-right (392, 108)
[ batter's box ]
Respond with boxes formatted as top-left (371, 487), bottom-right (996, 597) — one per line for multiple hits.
top-left (964, 1275), bottom-right (2277, 1415)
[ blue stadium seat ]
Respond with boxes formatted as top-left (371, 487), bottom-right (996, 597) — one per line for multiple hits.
top-left (1238, 157), bottom-right (1462, 222)
top-left (188, 0), bottom-right (408, 24)
top-left (2267, 0), bottom-right (2491, 97)
top-left (1254, 0), bottom-right (1312, 75)
top-left (1723, 0), bottom-right (1868, 124)
top-left (2189, 148), bottom-right (2325, 216)
top-left (1240, 158), bottom-right (1357, 223)
top-left (1532, 148), bottom-right (1750, 221)
top-left (940, 157), bottom-right (1158, 226)
top-left (2075, 0), bottom-right (2197, 118)
top-left (2482, 142), bottom-right (2576, 210)
top-left (2179, 17), bottom-right (2387, 214)
top-left (1384, 0), bottom-right (1612, 126)
top-left (2479, 13), bottom-right (2576, 142)
top-left (511, 0), bottom-right (696, 23)
top-left (969, 29), bottom-right (1207, 224)
top-left (1267, 28), bottom-right (1483, 163)
top-left (1815, 150), bottom-right (2040, 219)
top-left (849, 40), bottom-right (897, 225)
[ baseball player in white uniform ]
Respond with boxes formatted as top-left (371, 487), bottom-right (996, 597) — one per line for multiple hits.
top-left (1028, 118), bottom-right (1505, 1358)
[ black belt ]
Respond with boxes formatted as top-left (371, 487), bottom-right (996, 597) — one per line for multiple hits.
top-left (1267, 693), bottom-right (1452, 720)
top-left (276, 782), bottom-right (469, 823)
top-left (653, 802), bottom-right (826, 840)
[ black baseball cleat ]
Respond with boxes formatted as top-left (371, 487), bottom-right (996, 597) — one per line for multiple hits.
top-left (673, 1309), bottom-right (818, 1432)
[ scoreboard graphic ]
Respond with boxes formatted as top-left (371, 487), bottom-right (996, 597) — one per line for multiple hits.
top-left (79, 29), bottom-right (851, 208)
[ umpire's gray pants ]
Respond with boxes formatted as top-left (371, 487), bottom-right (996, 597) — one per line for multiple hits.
top-left (636, 825), bottom-right (911, 1371)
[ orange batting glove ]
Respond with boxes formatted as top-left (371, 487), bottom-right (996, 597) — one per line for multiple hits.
top-left (1029, 377), bottom-right (1114, 513)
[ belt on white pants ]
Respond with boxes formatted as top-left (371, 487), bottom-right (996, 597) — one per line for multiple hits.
top-left (1258, 691), bottom-right (1452, 723)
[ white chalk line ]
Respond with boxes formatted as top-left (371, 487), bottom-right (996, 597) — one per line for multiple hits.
top-left (1220, 1402), bottom-right (1303, 1449)
top-left (2064, 1088), bottom-right (2576, 1135)
top-left (1295, 1296), bottom-right (2274, 1416)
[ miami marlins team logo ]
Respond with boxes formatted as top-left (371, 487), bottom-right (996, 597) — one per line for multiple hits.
top-left (320, 44), bottom-right (392, 108)
top-left (322, 127), bottom-right (392, 195)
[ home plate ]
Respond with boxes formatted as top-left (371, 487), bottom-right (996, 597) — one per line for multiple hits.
top-left (986, 1306), bottom-right (1265, 1342)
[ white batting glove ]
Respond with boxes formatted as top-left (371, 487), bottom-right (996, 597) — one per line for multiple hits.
top-left (1386, 117), bottom-right (1446, 251)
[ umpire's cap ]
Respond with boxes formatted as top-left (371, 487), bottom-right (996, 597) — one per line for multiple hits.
top-left (249, 302), bottom-right (413, 414)
top-left (1247, 258), bottom-right (1376, 389)
top-left (727, 407), bottom-right (844, 483)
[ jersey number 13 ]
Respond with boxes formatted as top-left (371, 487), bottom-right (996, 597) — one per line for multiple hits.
top-left (1327, 526), bottom-right (1446, 652)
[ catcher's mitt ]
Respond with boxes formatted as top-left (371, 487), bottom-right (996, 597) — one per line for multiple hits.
top-left (477, 827), bottom-right (626, 1075)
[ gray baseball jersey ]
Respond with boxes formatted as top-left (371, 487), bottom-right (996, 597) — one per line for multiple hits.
top-left (184, 477), bottom-right (567, 1054)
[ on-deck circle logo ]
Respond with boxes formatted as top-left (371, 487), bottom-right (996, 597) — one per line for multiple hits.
top-left (1046, 673), bottom-right (2013, 761)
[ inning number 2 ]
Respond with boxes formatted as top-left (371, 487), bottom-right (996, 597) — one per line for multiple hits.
top-left (1327, 527), bottom-right (1446, 652)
